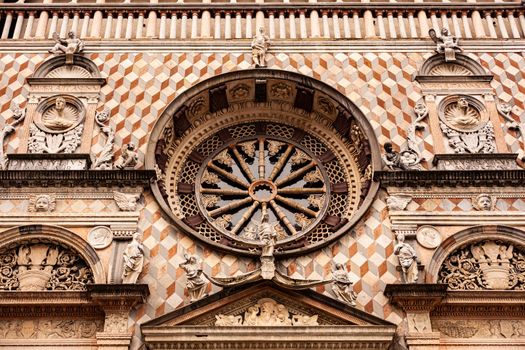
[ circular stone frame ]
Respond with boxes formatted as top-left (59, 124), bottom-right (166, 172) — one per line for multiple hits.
top-left (146, 69), bottom-right (382, 257)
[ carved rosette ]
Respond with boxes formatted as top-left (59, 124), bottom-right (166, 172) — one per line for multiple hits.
top-left (0, 241), bottom-right (94, 291)
top-left (438, 240), bottom-right (525, 290)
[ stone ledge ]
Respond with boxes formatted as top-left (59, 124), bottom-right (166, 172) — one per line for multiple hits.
top-left (375, 170), bottom-right (525, 187)
top-left (384, 284), bottom-right (448, 312)
top-left (0, 170), bottom-right (156, 188)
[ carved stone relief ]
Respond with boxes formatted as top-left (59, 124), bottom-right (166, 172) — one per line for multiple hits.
top-left (438, 240), bottom-right (525, 290)
top-left (113, 191), bottom-right (140, 211)
top-left (0, 241), bottom-right (94, 291)
top-left (28, 96), bottom-right (85, 154)
top-left (386, 195), bottom-right (412, 211)
top-left (0, 319), bottom-right (102, 339)
top-left (429, 27), bottom-right (463, 62)
top-left (0, 103), bottom-right (26, 170)
top-left (115, 142), bottom-right (139, 169)
top-left (407, 313), bottom-right (432, 333)
top-left (121, 232), bottom-right (144, 284)
top-left (179, 254), bottom-right (208, 302)
top-left (87, 226), bottom-right (113, 249)
top-left (92, 109), bottom-right (114, 170)
top-left (104, 311), bottom-right (129, 334)
top-left (394, 232), bottom-right (419, 284)
top-left (28, 194), bottom-right (56, 212)
top-left (215, 298), bottom-right (319, 326)
top-left (433, 319), bottom-right (525, 339)
top-left (331, 264), bottom-right (357, 306)
top-left (472, 194), bottom-right (497, 211)
top-left (416, 225), bottom-right (442, 249)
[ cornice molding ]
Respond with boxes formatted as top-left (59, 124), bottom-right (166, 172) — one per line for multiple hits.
top-left (0, 170), bottom-right (155, 188)
top-left (375, 170), bottom-right (525, 188)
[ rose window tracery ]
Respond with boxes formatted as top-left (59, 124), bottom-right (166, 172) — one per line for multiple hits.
top-left (149, 72), bottom-right (380, 256)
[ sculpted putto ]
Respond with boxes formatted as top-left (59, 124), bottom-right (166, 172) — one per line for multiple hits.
top-left (394, 232), bottom-right (419, 283)
top-left (49, 31), bottom-right (84, 64)
top-left (383, 142), bottom-right (422, 171)
top-left (472, 193), bottom-right (496, 211)
top-left (251, 27), bottom-right (270, 68)
top-left (429, 28), bottom-right (463, 62)
top-left (28, 194), bottom-right (56, 212)
top-left (179, 254), bottom-right (208, 302)
top-left (115, 143), bottom-right (139, 169)
top-left (122, 232), bottom-right (144, 284)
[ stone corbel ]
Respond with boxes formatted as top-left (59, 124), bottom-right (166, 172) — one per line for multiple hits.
top-left (384, 284), bottom-right (447, 350)
top-left (88, 284), bottom-right (149, 350)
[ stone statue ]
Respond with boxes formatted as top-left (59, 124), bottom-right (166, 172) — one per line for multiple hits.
top-left (115, 143), bottom-right (139, 169)
top-left (92, 109), bottom-right (114, 170)
top-left (331, 264), bottom-right (357, 306)
top-left (121, 232), bottom-right (144, 284)
top-left (394, 232), bottom-right (419, 284)
top-left (429, 28), bottom-right (463, 62)
top-left (444, 98), bottom-right (481, 129)
top-left (49, 31), bottom-right (84, 64)
top-left (382, 142), bottom-right (422, 171)
top-left (472, 193), bottom-right (496, 211)
top-left (259, 213), bottom-right (277, 279)
top-left (179, 254), bottom-right (208, 302)
top-left (251, 27), bottom-right (270, 68)
top-left (0, 103), bottom-right (25, 170)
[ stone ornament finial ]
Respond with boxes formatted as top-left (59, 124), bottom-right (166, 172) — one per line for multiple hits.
top-left (251, 27), bottom-right (270, 68)
top-left (28, 194), bottom-right (56, 212)
top-left (429, 27), bottom-right (463, 62)
top-left (179, 254), bottom-right (208, 302)
top-left (472, 193), bottom-right (496, 211)
top-left (394, 232), bottom-right (419, 284)
top-left (115, 142), bottom-right (139, 170)
top-left (49, 31), bottom-right (84, 64)
top-left (331, 264), bottom-right (357, 306)
top-left (122, 232), bottom-right (144, 284)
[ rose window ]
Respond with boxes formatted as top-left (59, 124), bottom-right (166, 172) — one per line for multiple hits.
top-left (196, 136), bottom-right (330, 241)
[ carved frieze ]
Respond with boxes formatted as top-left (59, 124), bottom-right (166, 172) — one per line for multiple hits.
top-left (215, 298), bottom-right (319, 326)
top-left (0, 319), bottom-right (102, 339)
top-left (439, 240), bottom-right (525, 290)
top-left (433, 319), bottom-right (525, 339)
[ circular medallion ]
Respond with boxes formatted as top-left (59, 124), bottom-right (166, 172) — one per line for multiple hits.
top-left (416, 225), bottom-right (442, 249)
top-left (87, 226), bottom-right (113, 249)
top-left (34, 95), bottom-right (85, 134)
top-left (439, 95), bottom-right (488, 132)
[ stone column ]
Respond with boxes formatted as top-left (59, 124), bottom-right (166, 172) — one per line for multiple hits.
top-left (496, 11), bottom-right (508, 38)
top-left (322, 11), bottom-right (330, 38)
top-left (279, 12), bottom-right (286, 39)
top-left (451, 12), bottom-right (461, 37)
top-left (268, 12), bottom-right (275, 39)
top-left (417, 10), bottom-right (429, 37)
top-left (24, 12), bottom-right (35, 39)
top-left (136, 12), bottom-right (145, 38)
top-left (408, 12), bottom-right (417, 38)
top-left (398, 12), bottom-right (407, 38)
top-left (310, 10), bottom-right (320, 38)
top-left (35, 11), bottom-right (49, 39)
top-left (246, 12), bottom-right (253, 38)
top-left (159, 12), bottom-right (167, 39)
top-left (48, 12), bottom-right (58, 39)
top-left (170, 13), bottom-right (177, 39)
top-left (235, 12), bottom-right (242, 38)
top-left (12, 12), bottom-right (24, 39)
top-left (384, 284), bottom-right (447, 350)
top-left (104, 13), bottom-right (113, 39)
top-left (342, 12), bottom-right (350, 38)
top-left (92, 11), bottom-right (103, 37)
top-left (225, 12), bottom-right (232, 39)
top-left (508, 12), bottom-right (521, 38)
top-left (191, 12), bottom-right (198, 38)
top-left (81, 12), bottom-right (90, 38)
top-left (255, 10), bottom-right (264, 32)
top-left (214, 12), bottom-right (221, 39)
top-left (387, 11), bottom-right (396, 38)
top-left (299, 11), bottom-right (307, 38)
top-left (484, 11), bottom-right (497, 38)
top-left (377, 11), bottom-right (386, 39)
top-left (146, 11), bottom-right (158, 38)
top-left (332, 11), bottom-right (341, 39)
top-left (201, 10), bottom-right (211, 38)
top-left (471, 10), bottom-right (485, 38)
top-left (180, 12), bottom-right (188, 39)
top-left (289, 12), bottom-right (297, 39)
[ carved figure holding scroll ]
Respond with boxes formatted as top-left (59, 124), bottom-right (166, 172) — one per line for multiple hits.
top-left (122, 232), bottom-right (144, 284)
top-left (331, 263), bottom-right (357, 306)
top-left (49, 32), bottom-right (84, 64)
top-left (180, 254), bottom-right (208, 302)
top-left (251, 27), bottom-right (270, 68)
top-left (429, 28), bottom-right (463, 62)
top-left (394, 232), bottom-right (419, 283)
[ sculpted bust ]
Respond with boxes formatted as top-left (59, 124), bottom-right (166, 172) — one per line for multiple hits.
top-left (444, 98), bottom-right (482, 130)
top-left (40, 97), bottom-right (80, 132)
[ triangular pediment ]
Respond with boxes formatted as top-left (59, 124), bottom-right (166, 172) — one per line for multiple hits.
top-left (143, 281), bottom-right (392, 327)
top-left (142, 282), bottom-right (396, 350)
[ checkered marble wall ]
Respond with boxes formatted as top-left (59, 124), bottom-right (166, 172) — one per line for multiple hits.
top-left (1, 50), bottom-right (525, 348)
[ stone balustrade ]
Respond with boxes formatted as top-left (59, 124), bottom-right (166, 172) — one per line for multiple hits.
top-left (0, 3), bottom-right (524, 41)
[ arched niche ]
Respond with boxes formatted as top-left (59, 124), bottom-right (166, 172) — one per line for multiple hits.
top-left (0, 225), bottom-right (105, 288)
top-left (146, 69), bottom-right (381, 257)
top-left (427, 225), bottom-right (525, 286)
top-left (31, 55), bottom-right (103, 79)
top-left (417, 53), bottom-right (489, 78)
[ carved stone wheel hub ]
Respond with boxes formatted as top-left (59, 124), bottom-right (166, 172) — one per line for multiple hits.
top-left (197, 136), bottom-right (330, 240)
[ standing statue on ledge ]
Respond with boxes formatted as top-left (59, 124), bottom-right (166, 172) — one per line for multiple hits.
top-left (122, 232), bottom-right (144, 284)
top-left (49, 31), bottom-right (84, 65)
top-left (394, 232), bottom-right (419, 284)
top-left (259, 213), bottom-right (277, 279)
top-left (429, 28), bottom-right (463, 62)
top-left (331, 264), bottom-right (357, 306)
top-left (180, 254), bottom-right (208, 302)
top-left (251, 27), bottom-right (270, 68)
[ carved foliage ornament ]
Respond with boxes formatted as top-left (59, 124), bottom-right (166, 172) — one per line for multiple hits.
top-left (215, 298), bottom-right (319, 326)
top-left (438, 240), bottom-right (525, 290)
top-left (0, 241), bottom-right (94, 291)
